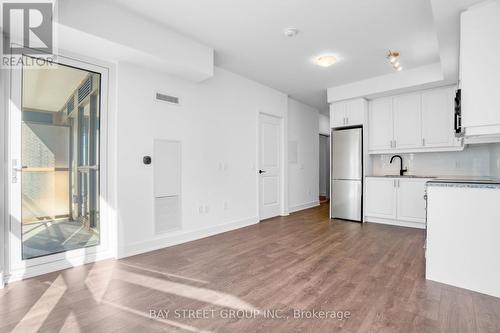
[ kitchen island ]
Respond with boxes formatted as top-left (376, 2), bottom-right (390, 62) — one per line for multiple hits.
top-left (426, 178), bottom-right (500, 298)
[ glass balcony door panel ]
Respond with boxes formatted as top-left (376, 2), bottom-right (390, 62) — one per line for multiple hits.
top-left (21, 122), bottom-right (71, 223)
top-left (14, 56), bottom-right (102, 260)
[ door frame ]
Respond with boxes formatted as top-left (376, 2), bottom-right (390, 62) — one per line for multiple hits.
top-left (256, 111), bottom-right (287, 220)
top-left (319, 133), bottom-right (330, 199)
top-left (2, 50), bottom-right (117, 284)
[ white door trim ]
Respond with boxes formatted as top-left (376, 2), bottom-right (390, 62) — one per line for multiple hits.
top-left (3, 50), bottom-right (117, 283)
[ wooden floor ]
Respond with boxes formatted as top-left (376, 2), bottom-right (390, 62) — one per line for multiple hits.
top-left (2, 204), bottom-right (500, 332)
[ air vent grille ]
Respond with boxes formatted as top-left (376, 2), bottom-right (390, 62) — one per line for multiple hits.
top-left (156, 92), bottom-right (180, 105)
top-left (78, 77), bottom-right (92, 104)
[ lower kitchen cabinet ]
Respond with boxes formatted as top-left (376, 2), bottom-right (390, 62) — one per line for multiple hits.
top-left (365, 177), bottom-right (397, 219)
top-left (365, 177), bottom-right (430, 228)
top-left (397, 179), bottom-right (428, 223)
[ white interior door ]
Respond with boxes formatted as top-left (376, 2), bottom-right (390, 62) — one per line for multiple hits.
top-left (259, 113), bottom-right (282, 220)
top-left (7, 54), bottom-right (110, 281)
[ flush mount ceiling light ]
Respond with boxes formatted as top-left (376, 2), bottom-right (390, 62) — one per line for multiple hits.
top-left (283, 27), bottom-right (299, 37)
top-left (314, 55), bottom-right (337, 67)
top-left (387, 50), bottom-right (403, 71)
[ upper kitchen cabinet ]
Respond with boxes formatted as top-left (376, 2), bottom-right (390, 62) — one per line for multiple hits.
top-left (368, 97), bottom-right (393, 151)
top-left (330, 98), bottom-right (367, 128)
top-left (422, 87), bottom-right (458, 148)
top-left (461, 1), bottom-right (500, 139)
top-left (368, 86), bottom-right (463, 154)
top-left (393, 93), bottom-right (422, 149)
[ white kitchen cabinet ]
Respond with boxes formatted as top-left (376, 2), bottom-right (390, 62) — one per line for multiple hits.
top-left (461, 1), bottom-right (500, 138)
top-left (368, 98), bottom-right (393, 151)
top-left (344, 99), bottom-right (366, 126)
top-left (421, 87), bottom-right (457, 147)
top-left (365, 177), bottom-right (397, 219)
top-left (330, 102), bottom-right (345, 128)
top-left (365, 177), bottom-right (429, 227)
top-left (393, 93), bottom-right (422, 149)
top-left (330, 98), bottom-right (367, 128)
top-left (396, 179), bottom-right (427, 223)
top-left (368, 86), bottom-right (462, 153)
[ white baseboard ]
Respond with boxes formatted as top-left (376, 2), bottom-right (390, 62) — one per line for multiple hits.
top-left (365, 216), bottom-right (426, 229)
top-left (289, 201), bottom-right (320, 213)
top-left (119, 216), bottom-right (259, 259)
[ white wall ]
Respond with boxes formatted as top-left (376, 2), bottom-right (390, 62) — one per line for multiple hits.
top-left (116, 63), bottom-right (288, 257)
top-left (287, 98), bottom-right (320, 213)
top-left (319, 114), bottom-right (330, 136)
top-left (371, 145), bottom-right (494, 177)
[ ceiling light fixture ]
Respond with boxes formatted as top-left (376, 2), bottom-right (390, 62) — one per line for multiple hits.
top-left (387, 50), bottom-right (403, 71)
top-left (314, 55), bottom-right (337, 67)
top-left (283, 27), bottom-right (299, 37)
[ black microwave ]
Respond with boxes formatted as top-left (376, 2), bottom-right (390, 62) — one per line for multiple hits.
top-left (454, 89), bottom-right (461, 134)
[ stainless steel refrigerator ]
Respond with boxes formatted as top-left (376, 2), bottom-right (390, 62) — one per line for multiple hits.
top-left (331, 127), bottom-right (362, 221)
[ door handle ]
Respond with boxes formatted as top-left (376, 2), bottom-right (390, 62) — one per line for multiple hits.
top-left (259, 170), bottom-right (266, 174)
top-left (12, 159), bottom-right (21, 183)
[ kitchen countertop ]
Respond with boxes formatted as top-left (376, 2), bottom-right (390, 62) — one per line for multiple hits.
top-left (366, 175), bottom-right (435, 179)
top-left (426, 176), bottom-right (500, 189)
top-left (366, 175), bottom-right (500, 188)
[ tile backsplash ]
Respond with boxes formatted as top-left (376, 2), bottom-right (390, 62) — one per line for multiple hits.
top-left (490, 143), bottom-right (500, 178)
top-left (371, 144), bottom-right (500, 177)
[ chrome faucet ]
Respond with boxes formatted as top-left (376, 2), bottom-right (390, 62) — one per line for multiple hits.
top-left (390, 155), bottom-right (408, 176)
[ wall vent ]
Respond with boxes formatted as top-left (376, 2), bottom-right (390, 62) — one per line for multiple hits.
top-left (78, 77), bottom-right (92, 104)
top-left (156, 92), bottom-right (180, 105)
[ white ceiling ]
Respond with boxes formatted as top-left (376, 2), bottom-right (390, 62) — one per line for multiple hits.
top-left (23, 62), bottom-right (88, 112)
top-left (106, 0), bottom-right (441, 113)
